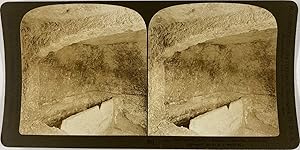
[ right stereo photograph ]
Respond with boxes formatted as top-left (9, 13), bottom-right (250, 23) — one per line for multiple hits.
top-left (148, 3), bottom-right (279, 136)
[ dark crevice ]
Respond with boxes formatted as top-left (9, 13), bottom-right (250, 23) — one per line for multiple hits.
top-left (51, 120), bottom-right (63, 129)
top-left (86, 97), bottom-right (112, 109)
top-left (175, 117), bottom-right (190, 128)
top-left (226, 103), bottom-right (230, 109)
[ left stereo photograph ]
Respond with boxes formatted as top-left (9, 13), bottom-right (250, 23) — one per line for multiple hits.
top-left (20, 4), bottom-right (147, 136)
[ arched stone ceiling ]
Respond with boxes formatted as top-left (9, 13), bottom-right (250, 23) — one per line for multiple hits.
top-left (21, 4), bottom-right (146, 57)
top-left (149, 3), bottom-right (277, 59)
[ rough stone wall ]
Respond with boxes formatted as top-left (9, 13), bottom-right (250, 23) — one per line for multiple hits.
top-left (164, 29), bottom-right (276, 105)
top-left (148, 3), bottom-right (278, 136)
top-left (20, 4), bottom-right (147, 135)
top-left (20, 3), bottom-right (280, 136)
top-left (149, 3), bottom-right (277, 61)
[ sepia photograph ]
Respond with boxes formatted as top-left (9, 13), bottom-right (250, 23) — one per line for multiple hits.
top-left (19, 2), bottom-right (282, 137)
top-left (148, 3), bottom-right (279, 136)
top-left (1, 1), bottom-right (299, 148)
top-left (20, 4), bottom-right (147, 135)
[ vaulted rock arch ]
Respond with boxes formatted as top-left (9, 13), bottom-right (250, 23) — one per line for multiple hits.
top-left (148, 3), bottom-right (278, 136)
top-left (20, 4), bottom-right (147, 135)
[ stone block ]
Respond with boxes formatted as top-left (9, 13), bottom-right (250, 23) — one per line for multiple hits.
top-left (189, 99), bottom-right (243, 136)
top-left (61, 106), bottom-right (102, 135)
top-left (60, 99), bottom-right (115, 135)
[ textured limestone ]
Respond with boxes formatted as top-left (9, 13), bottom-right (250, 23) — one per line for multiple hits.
top-left (154, 120), bottom-right (198, 136)
top-left (98, 96), bottom-right (146, 135)
top-left (238, 95), bottom-right (279, 136)
top-left (20, 121), bottom-right (67, 135)
top-left (21, 4), bottom-right (145, 57)
top-left (60, 96), bottom-right (146, 135)
top-left (20, 3), bottom-right (280, 136)
top-left (109, 108), bottom-right (146, 135)
top-left (20, 4), bottom-right (147, 135)
top-left (149, 3), bottom-right (276, 61)
top-left (148, 3), bottom-right (279, 136)
top-left (165, 29), bottom-right (277, 122)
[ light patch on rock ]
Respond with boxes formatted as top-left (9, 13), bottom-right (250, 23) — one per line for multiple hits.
top-left (189, 99), bottom-right (243, 136)
top-left (59, 97), bottom-right (146, 135)
top-left (97, 99), bottom-right (114, 134)
top-left (61, 105), bottom-right (103, 135)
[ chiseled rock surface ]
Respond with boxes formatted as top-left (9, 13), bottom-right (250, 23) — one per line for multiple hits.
top-left (149, 3), bottom-right (276, 61)
top-left (149, 3), bottom-right (278, 135)
top-left (163, 29), bottom-right (279, 136)
top-left (19, 121), bottom-right (67, 135)
top-left (150, 29), bottom-right (278, 136)
top-left (100, 96), bottom-right (147, 135)
top-left (154, 120), bottom-right (198, 136)
top-left (108, 110), bottom-right (146, 135)
top-left (189, 99), bottom-right (243, 136)
top-left (118, 95), bottom-right (147, 130)
top-left (164, 29), bottom-right (276, 108)
top-left (20, 4), bottom-right (147, 135)
top-left (238, 95), bottom-right (279, 136)
top-left (21, 4), bottom-right (145, 58)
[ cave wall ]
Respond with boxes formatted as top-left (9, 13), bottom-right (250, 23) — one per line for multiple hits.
top-left (38, 31), bottom-right (146, 106)
top-left (148, 3), bottom-right (278, 135)
top-left (164, 29), bottom-right (276, 105)
top-left (20, 4), bottom-right (147, 135)
top-left (164, 29), bottom-right (279, 136)
top-left (149, 3), bottom-right (277, 61)
top-left (20, 3), bottom-right (280, 136)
